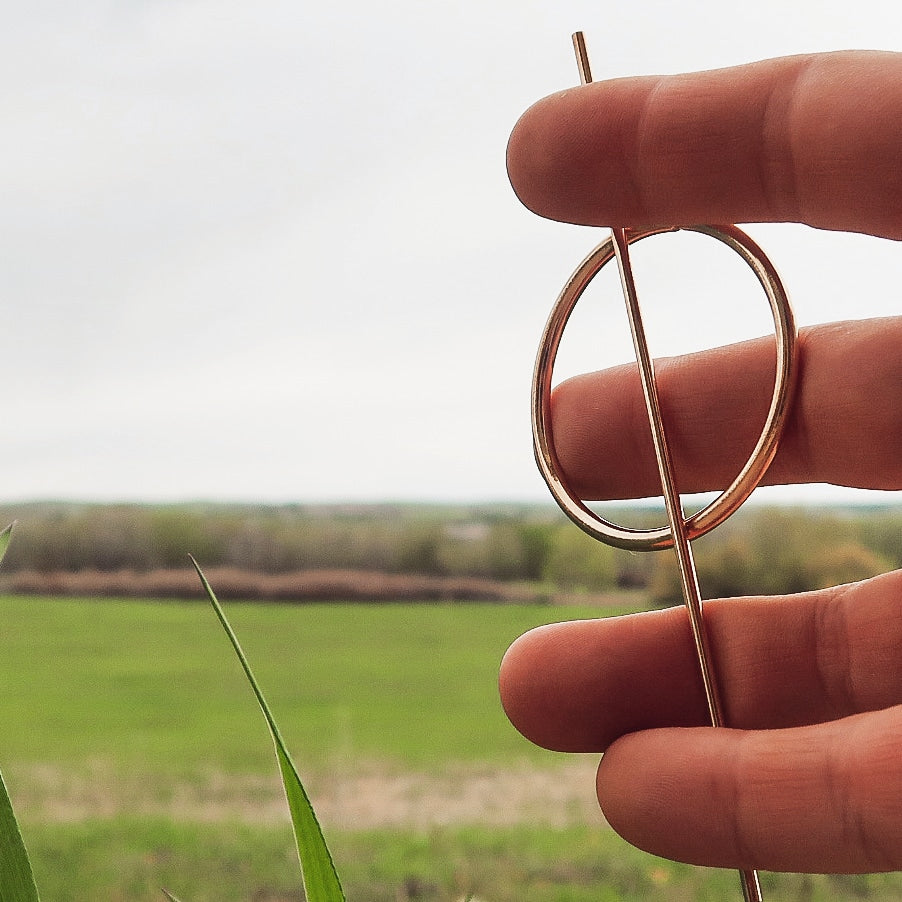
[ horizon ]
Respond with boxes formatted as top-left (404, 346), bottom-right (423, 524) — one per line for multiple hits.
top-left (0, 489), bottom-right (899, 511)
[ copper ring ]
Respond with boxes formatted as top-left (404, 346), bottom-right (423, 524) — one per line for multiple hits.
top-left (531, 224), bottom-right (798, 551)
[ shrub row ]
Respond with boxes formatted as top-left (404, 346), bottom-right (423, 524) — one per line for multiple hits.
top-left (0, 501), bottom-right (899, 602)
top-left (3, 566), bottom-right (546, 603)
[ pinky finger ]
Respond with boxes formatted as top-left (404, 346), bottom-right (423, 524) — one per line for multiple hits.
top-left (597, 707), bottom-right (902, 874)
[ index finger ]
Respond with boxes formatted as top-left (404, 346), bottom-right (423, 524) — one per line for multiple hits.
top-left (507, 51), bottom-right (902, 239)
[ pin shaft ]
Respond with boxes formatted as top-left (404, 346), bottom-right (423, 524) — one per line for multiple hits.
top-left (572, 31), bottom-right (763, 902)
top-left (572, 31), bottom-right (592, 85)
top-left (611, 229), bottom-right (761, 902)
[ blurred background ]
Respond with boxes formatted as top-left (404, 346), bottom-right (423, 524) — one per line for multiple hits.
top-left (6, 3), bottom-right (902, 900)
top-left (4, 0), bottom-right (902, 506)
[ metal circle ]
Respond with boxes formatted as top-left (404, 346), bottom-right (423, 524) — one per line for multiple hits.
top-left (531, 225), bottom-right (798, 552)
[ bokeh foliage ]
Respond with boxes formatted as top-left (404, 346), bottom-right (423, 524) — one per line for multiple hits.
top-left (0, 501), bottom-right (898, 602)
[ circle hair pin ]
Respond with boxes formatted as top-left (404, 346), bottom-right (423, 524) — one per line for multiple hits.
top-left (530, 33), bottom-right (800, 902)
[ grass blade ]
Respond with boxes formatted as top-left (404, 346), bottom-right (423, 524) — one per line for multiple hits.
top-left (191, 557), bottom-right (345, 902)
top-left (0, 522), bottom-right (14, 568)
top-left (0, 523), bottom-right (40, 902)
top-left (160, 892), bottom-right (183, 902)
top-left (0, 769), bottom-right (40, 902)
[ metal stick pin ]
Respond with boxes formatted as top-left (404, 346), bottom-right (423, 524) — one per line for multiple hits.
top-left (611, 212), bottom-right (763, 902)
top-left (531, 31), bottom-right (801, 902)
top-left (572, 31), bottom-right (762, 902)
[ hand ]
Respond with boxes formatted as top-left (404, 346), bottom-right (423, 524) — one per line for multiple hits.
top-left (501, 50), bottom-right (902, 874)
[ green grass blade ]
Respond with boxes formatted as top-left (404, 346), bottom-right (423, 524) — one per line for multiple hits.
top-left (0, 524), bottom-right (38, 902)
top-left (191, 557), bottom-right (345, 902)
top-left (0, 522), bottom-right (15, 568)
top-left (0, 768), bottom-right (40, 902)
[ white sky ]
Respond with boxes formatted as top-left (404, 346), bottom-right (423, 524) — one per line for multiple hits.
top-left (3, 0), bottom-right (902, 504)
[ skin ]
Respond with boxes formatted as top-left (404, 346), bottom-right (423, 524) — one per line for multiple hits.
top-left (500, 50), bottom-right (902, 873)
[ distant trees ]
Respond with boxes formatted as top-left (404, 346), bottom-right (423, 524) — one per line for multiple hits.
top-left (542, 525), bottom-right (617, 592)
top-left (649, 508), bottom-right (894, 605)
top-left (0, 501), bottom-right (899, 602)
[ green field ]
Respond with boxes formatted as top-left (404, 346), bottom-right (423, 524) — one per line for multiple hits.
top-left (3, 595), bottom-right (902, 901)
top-left (0, 596), bottom-right (610, 774)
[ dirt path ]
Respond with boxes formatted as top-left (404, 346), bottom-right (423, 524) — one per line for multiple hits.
top-left (11, 759), bottom-right (606, 829)
top-left (312, 759), bottom-right (604, 830)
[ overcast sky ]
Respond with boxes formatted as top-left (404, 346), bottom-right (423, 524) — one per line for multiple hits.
top-left (3, 0), bottom-right (902, 505)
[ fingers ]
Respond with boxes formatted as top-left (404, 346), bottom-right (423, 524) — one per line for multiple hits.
top-left (550, 318), bottom-right (902, 500)
top-left (598, 709), bottom-right (902, 872)
top-left (508, 51), bottom-right (902, 239)
top-left (498, 570), bottom-right (902, 753)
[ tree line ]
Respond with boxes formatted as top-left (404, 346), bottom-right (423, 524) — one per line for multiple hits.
top-left (0, 500), bottom-right (899, 603)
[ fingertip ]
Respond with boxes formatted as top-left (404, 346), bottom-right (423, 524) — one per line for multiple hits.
top-left (505, 91), bottom-right (568, 220)
top-left (506, 83), bottom-right (640, 226)
top-left (500, 617), bottom-right (627, 752)
top-left (498, 622), bottom-right (566, 750)
top-left (596, 728), bottom-right (749, 868)
top-left (595, 731), bottom-right (687, 855)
